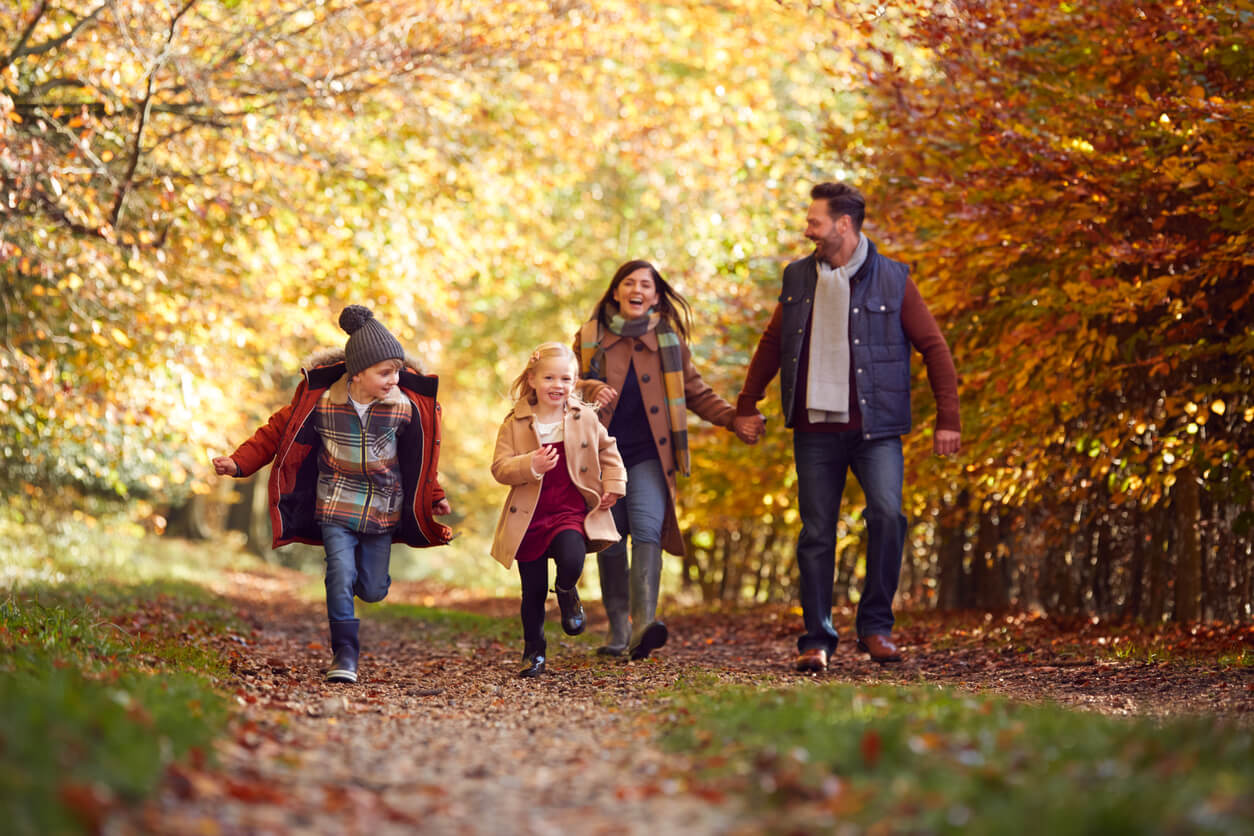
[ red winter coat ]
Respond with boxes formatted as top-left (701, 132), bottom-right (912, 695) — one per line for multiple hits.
top-left (227, 348), bottom-right (452, 549)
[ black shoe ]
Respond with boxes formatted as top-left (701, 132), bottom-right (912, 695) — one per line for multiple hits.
top-left (326, 619), bottom-right (360, 683)
top-left (554, 584), bottom-right (586, 636)
top-left (628, 621), bottom-right (668, 660)
top-left (519, 642), bottom-right (546, 678)
top-left (519, 651), bottom-right (546, 678)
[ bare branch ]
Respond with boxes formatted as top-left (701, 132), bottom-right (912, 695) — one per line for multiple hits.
top-left (2, 2), bottom-right (108, 70)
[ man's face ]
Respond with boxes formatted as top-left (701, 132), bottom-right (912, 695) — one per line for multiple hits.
top-left (805, 200), bottom-right (852, 266)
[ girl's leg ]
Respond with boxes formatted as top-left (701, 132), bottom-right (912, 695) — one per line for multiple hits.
top-left (517, 558), bottom-right (549, 653)
top-left (550, 530), bottom-right (587, 635)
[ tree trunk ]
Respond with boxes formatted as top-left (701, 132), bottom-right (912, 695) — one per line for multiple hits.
top-left (936, 492), bottom-right (968, 610)
top-left (1173, 466), bottom-right (1202, 622)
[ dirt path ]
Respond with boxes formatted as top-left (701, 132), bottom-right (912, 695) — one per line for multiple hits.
top-left (115, 567), bottom-right (1252, 834)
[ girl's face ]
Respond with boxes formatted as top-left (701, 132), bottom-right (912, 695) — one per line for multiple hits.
top-left (528, 355), bottom-right (576, 408)
top-left (612, 267), bottom-right (660, 319)
top-left (352, 360), bottom-right (401, 401)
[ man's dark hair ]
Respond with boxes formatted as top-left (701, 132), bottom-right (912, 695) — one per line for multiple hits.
top-left (810, 182), bottom-right (866, 232)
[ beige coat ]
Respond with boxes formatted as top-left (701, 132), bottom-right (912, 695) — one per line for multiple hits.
top-left (490, 395), bottom-right (628, 569)
top-left (577, 327), bottom-right (737, 556)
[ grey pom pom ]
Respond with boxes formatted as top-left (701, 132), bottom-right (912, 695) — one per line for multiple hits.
top-left (339, 305), bottom-right (373, 335)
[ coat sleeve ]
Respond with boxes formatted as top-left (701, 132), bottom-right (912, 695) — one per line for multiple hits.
top-left (597, 423), bottom-right (627, 495)
top-left (490, 416), bottom-right (540, 486)
top-left (229, 401), bottom-right (295, 478)
top-left (573, 330), bottom-right (613, 404)
top-left (737, 302), bottom-right (783, 416)
top-left (679, 340), bottom-right (737, 429)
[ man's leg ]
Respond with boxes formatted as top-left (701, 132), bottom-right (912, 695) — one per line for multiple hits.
top-left (793, 431), bottom-right (847, 658)
top-left (850, 435), bottom-right (907, 647)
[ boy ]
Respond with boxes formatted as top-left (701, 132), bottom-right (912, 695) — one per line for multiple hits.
top-left (214, 304), bottom-right (453, 683)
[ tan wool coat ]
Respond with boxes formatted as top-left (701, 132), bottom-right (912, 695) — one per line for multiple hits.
top-left (576, 327), bottom-right (737, 556)
top-left (490, 395), bottom-right (628, 569)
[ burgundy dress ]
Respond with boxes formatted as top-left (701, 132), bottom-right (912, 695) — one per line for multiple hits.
top-left (514, 444), bottom-right (587, 563)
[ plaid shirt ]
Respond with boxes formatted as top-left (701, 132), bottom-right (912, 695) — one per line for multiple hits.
top-left (313, 389), bottom-right (412, 533)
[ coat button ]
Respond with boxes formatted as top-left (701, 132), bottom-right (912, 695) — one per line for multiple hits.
top-left (573, 412), bottom-right (580, 419)
top-left (853, 307), bottom-right (860, 314)
top-left (854, 338), bottom-right (860, 344)
top-left (634, 342), bottom-right (644, 352)
top-left (581, 441), bottom-right (588, 448)
top-left (880, 304), bottom-right (887, 311)
top-left (510, 506), bottom-right (517, 513)
top-left (658, 437), bottom-right (667, 446)
top-left (580, 466), bottom-right (588, 473)
top-left (650, 405), bottom-right (659, 414)
top-left (641, 374), bottom-right (650, 383)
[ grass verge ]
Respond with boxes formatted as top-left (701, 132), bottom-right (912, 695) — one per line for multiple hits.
top-left (661, 680), bottom-right (1254, 834)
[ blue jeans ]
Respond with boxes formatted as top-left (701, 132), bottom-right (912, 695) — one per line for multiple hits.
top-left (321, 524), bottom-right (393, 622)
top-left (606, 457), bottom-right (668, 550)
top-left (793, 431), bottom-right (907, 653)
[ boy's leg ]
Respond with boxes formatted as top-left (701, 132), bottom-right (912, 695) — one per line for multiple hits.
top-left (320, 524), bottom-right (361, 682)
top-left (551, 530), bottom-right (587, 636)
top-left (320, 524), bottom-right (359, 622)
top-left (352, 531), bottom-right (393, 604)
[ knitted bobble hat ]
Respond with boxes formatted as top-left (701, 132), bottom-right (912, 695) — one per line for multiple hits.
top-left (339, 305), bottom-right (405, 377)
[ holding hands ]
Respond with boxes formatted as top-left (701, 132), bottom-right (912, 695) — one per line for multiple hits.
top-left (591, 385), bottom-right (618, 410)
top-left (598, 491), bottom-right (624, 511)
top-left (732, 413), bottom-right (767, 445)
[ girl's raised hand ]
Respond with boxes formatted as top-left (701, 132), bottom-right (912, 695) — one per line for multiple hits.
top-left (592, 386), bottom-right (618, 409)
top-left (531, 444), bottom-right (560, 475)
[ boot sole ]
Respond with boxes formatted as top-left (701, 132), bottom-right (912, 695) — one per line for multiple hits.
top-left (326, 669), bottom-right (358, 683)
top-left (629, 623), bottom-right (669, 660)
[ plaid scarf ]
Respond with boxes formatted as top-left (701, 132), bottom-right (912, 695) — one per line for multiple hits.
top-left (580, 303), bottom-right (690, 476)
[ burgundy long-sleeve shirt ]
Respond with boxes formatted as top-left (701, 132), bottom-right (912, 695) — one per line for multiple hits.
top-left (737, 277), bottom-right (961, 434)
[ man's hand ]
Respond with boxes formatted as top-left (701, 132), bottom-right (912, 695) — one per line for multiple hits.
top-left (732, 414), bottom-right (766, 444)
top-left (934, 429), bottom-right (961, 456)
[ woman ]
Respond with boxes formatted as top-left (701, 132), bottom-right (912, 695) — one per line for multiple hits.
top-left (576, 260), bottom-right (750, 659)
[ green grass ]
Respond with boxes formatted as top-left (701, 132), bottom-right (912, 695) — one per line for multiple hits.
top-left (661, 681), bottom-right (1254, 834)
top-left (0, 506), bottom-right (245, 836)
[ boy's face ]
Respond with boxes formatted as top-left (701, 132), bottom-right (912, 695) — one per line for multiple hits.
top-left (353, 359), bottom-right (401, 401)
top-left (528, 356), bottom-right (575, 408)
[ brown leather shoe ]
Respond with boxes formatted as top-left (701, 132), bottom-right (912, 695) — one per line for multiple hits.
top-left (856, 634), bottom-right (903, 663)
top-left (794, 647), bottom-right (829, 672)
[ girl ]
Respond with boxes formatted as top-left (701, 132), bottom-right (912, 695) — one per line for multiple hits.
top-left (576, 260), bottom-right (748, 660)
top-left (490, 342), bottom-right (627, 677)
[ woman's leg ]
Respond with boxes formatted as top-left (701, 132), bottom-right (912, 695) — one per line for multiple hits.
top-left (596, 503), bottom-right (631, 654)
top-left (620, 459), bottom-right (669, 659)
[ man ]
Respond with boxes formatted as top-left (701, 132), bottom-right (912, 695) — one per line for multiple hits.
top-left (733, 182), bottom-right (961, 670)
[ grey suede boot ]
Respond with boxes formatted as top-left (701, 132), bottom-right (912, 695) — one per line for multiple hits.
top-left (326, 618), bottom-right (360, 683)
top-left (596, 544), bottom-right (631, 656)
top-left (628, 542), bottom-right (668, 660)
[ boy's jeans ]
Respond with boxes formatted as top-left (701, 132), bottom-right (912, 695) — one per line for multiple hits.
top-left (321, 524), bottom-right (393, 622)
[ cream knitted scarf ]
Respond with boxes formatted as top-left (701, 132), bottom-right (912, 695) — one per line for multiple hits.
top-left (806, 233), bottom-right (868, 424)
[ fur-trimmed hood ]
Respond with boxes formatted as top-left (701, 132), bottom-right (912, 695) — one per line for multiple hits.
top-left (304, 346), bottom-right (426, 376)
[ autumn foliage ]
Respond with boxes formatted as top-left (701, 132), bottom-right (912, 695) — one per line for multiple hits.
top-left (2, 1), bottom-right (1251, 621)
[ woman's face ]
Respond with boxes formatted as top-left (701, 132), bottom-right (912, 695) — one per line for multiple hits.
top-left (612, 267), bottom-right (660, 320)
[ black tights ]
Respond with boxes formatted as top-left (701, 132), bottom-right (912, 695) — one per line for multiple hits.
top-left (518, 529), bottom-right (586, 651)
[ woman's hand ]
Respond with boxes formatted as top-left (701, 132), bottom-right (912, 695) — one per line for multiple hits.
top-left (212, 456), bottom-right (239, 476)
top-left (531, 445), bottom-right (560, 475)
top-left (592, 386), bottom-right (618, 410)
top-left (598, 491), bottom-right (624, 510)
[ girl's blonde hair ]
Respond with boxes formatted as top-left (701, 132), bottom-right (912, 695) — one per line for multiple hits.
top-left (509, 342), bottom-right (579, 403)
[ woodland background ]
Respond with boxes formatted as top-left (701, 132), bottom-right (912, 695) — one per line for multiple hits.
top-left (3, 0), bottom-right (1252, 623)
